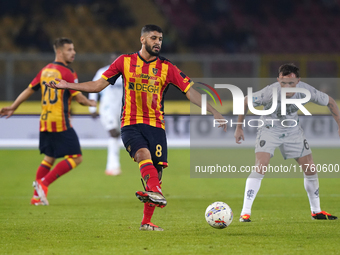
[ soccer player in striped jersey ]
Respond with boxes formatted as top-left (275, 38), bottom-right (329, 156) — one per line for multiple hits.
top-left (0, 38), bottom-right (96, 206)
top-left (46, 25), bottom-right (226, 231)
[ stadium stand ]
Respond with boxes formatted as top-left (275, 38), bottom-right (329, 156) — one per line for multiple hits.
top-left (154, 0), bottom-right (340, 54)
top-left (1, 0), bottom-right (340, 55)
top-left (1, 0), bottom-right (340, 101)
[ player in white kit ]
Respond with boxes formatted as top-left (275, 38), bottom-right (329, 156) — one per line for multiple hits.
top-left (235, 63), bottom-right (339, 221)
top-left (89, 54), bottom-right (123, 176)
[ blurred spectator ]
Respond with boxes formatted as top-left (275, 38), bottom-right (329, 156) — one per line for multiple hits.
top-left (0, 0), bottom-right (19, 17)
top-left (15, 16), bottom-right (52, 52)
top-left (321, 0), bottom-right (340, 14)
top-left (160, 25), bottom-right (178, 53)
top-left (272, 0), bottom-right (294, 21)
top-left (90, 0), bottom-right (134, 28)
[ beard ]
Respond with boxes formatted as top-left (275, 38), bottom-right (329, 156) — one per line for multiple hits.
top-left (62, 52), bottom-right (75, 65)
top-left (145, 43), bottom-right (160, 56)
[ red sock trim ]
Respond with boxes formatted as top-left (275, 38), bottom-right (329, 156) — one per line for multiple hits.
top-left (36, 160), bottom-right (52, 179)
top-left (35, 161), bottom-right (52, 196)
top-left (139, 161), bottom-right (160, 193)
top-left (42, 159), bottom-right (75, 186)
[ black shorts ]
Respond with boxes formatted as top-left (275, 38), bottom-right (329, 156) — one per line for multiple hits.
top-left (39, 128), bottom-right (82, 158)
top-left (121, 124), bottom-right (168, 168)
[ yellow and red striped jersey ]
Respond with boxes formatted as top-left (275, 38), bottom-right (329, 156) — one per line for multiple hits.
top-left (29, 62), bottom-right (80, 132)
top-left (102, 52), bottom-right (193, 129)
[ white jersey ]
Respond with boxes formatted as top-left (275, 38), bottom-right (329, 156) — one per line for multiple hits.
top-left (89, 65), bottom-right (123, 113)
top-left (89, 65), bottom-right (123, 130)
top-left (252, 81), bottom-right (329, 133)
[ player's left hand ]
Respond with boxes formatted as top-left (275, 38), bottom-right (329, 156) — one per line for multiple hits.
top-left (234, 127), bottom-right (245, 144)
top-left (213, 112), bottom-right (227, 132)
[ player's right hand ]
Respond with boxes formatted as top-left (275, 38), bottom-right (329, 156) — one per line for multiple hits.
top-left (234, 128), bottom-right (245, 144)
top-left (89, 100), bottom-right (97, 107)
top-left (47, 78), bottom-right (68, 89)
top-left (0, 107), bottom-right (15, 119)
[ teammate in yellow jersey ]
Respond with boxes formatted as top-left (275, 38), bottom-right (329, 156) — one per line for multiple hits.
top-left (46, 25), bottom-right (227, 231)
top-left (0, 38), bottom-right (96, 206)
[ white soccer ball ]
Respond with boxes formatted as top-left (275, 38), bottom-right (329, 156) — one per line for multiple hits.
top-left (205, 201), bottom-right (233, 229)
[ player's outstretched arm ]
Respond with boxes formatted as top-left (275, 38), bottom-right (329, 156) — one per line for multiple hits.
top-left (74, 93), bottom-right (97, 107)
top-left (327, 96), bottom-right (340, 136)
top-left (234, 96), bottom-right (249, 144)
top-left (0, 87), bottom-right (35, 118)
top-left (186, 87), bottom-right (227, 132)
top-left (47, 77), bottom-right (110, 93)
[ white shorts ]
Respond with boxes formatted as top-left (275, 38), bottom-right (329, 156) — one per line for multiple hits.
top-left (99, 96), bottom-right (121, 131)
top-left (255, 127), bottom-right (312, 159)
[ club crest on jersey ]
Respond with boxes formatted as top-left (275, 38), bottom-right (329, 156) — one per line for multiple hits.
top-left (152, 68), bottom-right (158, 75)
top-left (260, 140), bottom-right (266, 147)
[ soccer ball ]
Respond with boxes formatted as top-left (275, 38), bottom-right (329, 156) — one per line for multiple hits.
top-left (205, 201), bottom-right (233, 229)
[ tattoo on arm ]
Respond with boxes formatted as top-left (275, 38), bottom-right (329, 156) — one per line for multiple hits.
top-left (328, 101), bottom-right (340, 123)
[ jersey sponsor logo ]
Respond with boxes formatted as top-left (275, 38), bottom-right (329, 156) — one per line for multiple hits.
top-left (132, 73), bottom-right (158, 81)
top-left (128, 82), bottom-right (160, 93)
top-left (42, 70), bottom-right (59, 78)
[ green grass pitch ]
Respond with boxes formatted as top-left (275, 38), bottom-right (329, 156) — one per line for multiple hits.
top-left (0, 148), bottom-right (339, 255)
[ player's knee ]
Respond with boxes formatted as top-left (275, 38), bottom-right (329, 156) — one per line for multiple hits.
top-left (109, 129), bottom-right (120, 138)
top-left (44, 156), bottom-right (55, 165)
top-left (134, 148), bottom-right (151, 163)
top-left (255, 152), bottom-right (271, 169)
top-left (73, 156), bottom-right (83, 166)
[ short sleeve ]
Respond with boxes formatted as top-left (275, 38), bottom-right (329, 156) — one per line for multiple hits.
top-left (168, 64), bottom-right (193, 93)
top-left (251, 86), bottom-right (272, 107)
top-left (69, 71), bottom-right (80, 96)
top-left (102, 55), bottom-right (123, 85)
top-left (28, 69), bottom-right (43, 91)
top-left (306, 84), bottom-right (329, 106)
